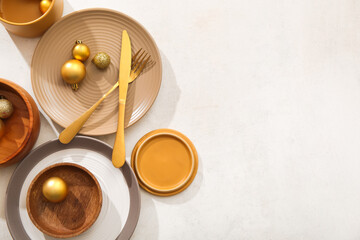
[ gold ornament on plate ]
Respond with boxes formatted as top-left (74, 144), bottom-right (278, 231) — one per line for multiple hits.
top-left (72, 40), bottom-right (90, 62)
top-left (92, 52), bottom-right (111, 69)
top-left (42, 177), bottom-right (68, 203)
top-left (39, 0), bottom-right (52, 14)
top-left (61, 59), bottom-right (86, 91)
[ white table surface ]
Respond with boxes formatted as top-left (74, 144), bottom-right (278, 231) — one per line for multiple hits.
top-left (2, 0), bottom-right (360, 239)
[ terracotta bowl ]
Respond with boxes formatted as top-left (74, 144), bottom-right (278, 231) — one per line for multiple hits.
top-left (0, 78), bottom-right (40, 167)
top-left (26, 162), bottom-right (102, 238)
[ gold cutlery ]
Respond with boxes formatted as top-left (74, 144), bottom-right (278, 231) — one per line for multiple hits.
top-left (112, 30), bottom-right (131, 168)
top-left (58, 47), bottom-right (150, 145)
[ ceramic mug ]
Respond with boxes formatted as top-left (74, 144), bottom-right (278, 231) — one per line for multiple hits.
top-left (0, 0), bottom-right (63, 37)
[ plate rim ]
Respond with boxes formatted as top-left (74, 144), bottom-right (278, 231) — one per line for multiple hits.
top-left (5, 136), bottom-right (141, 240)
top-left (31, 8), bottom-right (162, 135)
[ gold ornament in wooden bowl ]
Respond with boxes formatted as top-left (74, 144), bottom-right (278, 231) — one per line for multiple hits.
top-left (0, 78), bottom-right (40, 167)
top-left (61, 59), bottom-right (86, 91)
top-left (0, 97), bottom-right (14, 119)
top-left (42, 177), bottom-right (68, 203)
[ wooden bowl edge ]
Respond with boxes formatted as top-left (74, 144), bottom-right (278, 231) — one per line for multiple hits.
top-left (0, 78), bottom-right (40, 166)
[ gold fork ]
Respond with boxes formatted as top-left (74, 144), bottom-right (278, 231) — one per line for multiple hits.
top-left (59, 49), bottom-right (151, 144)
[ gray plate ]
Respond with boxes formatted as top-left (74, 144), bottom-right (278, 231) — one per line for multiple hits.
top-left (5, 136), bottom-right (140, 240)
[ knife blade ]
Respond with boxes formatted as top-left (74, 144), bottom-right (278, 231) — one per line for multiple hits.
top-left (112, 30), bottom-right (131, 168)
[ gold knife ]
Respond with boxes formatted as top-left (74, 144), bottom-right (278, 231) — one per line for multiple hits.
top-left (112, 30), bottom-right (132, 168)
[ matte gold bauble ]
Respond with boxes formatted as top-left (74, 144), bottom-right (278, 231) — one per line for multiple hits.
top-left (72, 40), bottom-right (90, 62)
top-left (40, 0), bottom-right (51, 14)
top-left (0, 119), bottom-right (5, 138)
top-left (61, 59), bottom-right (86, 91)
top-left (92, 52), bottom-right (111, 69)
top-left (0, 98), bottom-right (14, 119)
top-left (42, 177), bottom-right (68, 203)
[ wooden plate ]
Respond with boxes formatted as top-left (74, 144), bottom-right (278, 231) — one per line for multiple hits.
top-left (131, 129), bottom-right (198, 196)
top-left (26, 163), bottom-right (102, 238)
top-left (31, 8), bottom-right (162, 135)
top-left (0, 78), bottom-right (40, 167)
top-left (6, 136), bottom-right (141, 240)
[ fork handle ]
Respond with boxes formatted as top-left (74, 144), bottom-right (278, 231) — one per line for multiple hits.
top-left (59, 82), bottom-right (119, 144)
top-left (59, 97), bottom-right (106, 144)
top-left (112, 102), bottom-right (126, 168)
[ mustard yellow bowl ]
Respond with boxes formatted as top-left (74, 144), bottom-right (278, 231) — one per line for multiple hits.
top-left (0, 0), bottom-right (63, 37)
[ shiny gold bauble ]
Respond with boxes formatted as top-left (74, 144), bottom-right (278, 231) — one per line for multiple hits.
top-left (61, 59), bottom-right (86, 90)
top-left (0, 98), bottom-right (14, 119)
top-left (42, 177), bottom-right (68, 203)
top-left (0, 119), bottom-right (5, 138)
top-left (40, 0), bottom-right (52, 14)
top-left (72, 40), bottom-right (90, 62)
top-left (92, 52), bottom-right (111, 69)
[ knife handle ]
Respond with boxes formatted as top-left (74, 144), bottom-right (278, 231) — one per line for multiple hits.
top-left (112, 101), bottom-right (126, 168)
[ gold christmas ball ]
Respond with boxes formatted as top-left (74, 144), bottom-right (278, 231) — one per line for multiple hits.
top-left (42, 177), bottom-right (68, 203)
top-left (0, 119), bottom-right (5, 139)
top-left (92, 52), bottom-right (111, 69)
top-left (0, 98), bottom-right (14, 119)
top-left (61, 59), bottom-right (86, 85)
top-left (72, 40), bottom-right (90, 62)
top-left (40, 0), bottom-right (51, 14)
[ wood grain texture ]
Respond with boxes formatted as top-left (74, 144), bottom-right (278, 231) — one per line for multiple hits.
top-left (26, 163), bottom-right (102, 238)
top-left (0, 78), bottom-right (40, 167)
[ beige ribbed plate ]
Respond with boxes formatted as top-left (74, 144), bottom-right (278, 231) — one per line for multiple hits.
top-left (31, 8), bottom-right (162, 135)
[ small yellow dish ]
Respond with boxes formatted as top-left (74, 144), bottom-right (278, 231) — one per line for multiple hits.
top-left (131, 129), bottom-right (198, 196)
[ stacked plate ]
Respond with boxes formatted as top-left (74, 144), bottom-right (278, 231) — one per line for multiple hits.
top-left (131, 129), bottom-right (198, 196)
top-left (6, 136), bottom-right (140, 240)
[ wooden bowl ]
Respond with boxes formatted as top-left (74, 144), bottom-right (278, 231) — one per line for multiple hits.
top-left (0, 78), bottom-right (40, 167)
top-left (26, 163), bottom-right (103, 238)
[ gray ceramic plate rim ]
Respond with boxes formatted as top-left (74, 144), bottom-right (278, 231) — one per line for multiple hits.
top-left (5, 136), bottom-right (141, 240)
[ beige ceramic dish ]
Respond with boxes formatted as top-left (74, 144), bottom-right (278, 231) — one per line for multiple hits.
top-left (31, 8), bottom-right (162, 136)
top-left (0, 0), bottom-right (63, 37)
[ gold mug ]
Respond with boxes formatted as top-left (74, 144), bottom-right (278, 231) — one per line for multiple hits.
top-left (0, 0), bottom-right (63, 38)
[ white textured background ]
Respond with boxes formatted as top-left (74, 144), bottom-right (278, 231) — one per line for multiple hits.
top-left (1, 0), bottom-right (360, 239)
